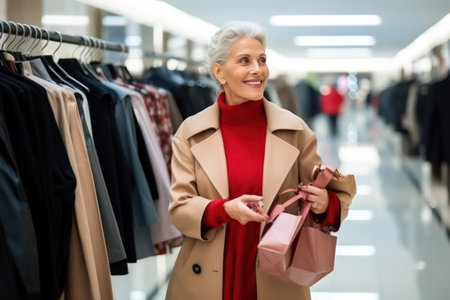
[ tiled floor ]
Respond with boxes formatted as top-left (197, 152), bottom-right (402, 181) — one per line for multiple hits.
top-left (112, 103), bottom-right (450, 300)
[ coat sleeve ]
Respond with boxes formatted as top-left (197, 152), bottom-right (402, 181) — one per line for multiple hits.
top-left (168, 131), bottom-right (219, 242)
top-left (298, 129), bottom-right (357, 228)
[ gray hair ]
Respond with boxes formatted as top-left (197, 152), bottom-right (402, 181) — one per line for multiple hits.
top-left (207, 21), bottom-right (267, 88)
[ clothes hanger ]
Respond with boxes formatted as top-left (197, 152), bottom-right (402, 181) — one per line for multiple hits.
top-left (116, 43), bottom-right (134, 84)
top-left (4, 21), bottom-right (17, 51)
top-left (2, 21), bottom-right (18, 68)
top-left (16, 24), bottom-right (33, 56)
top-left (10, 23), bottom-right (27, 62)
top-left (75, 35), bottom-right (98, 79)
top-left (25, 25), bottom-right (41, 57)
top-left (0, 20), bottom-right (8, 68)
top-left (92, 39), bottom-right (117, 82)
top-left (41, 30), bottom-right (89, 93)
top-left (82, 36), bottom-right (105, 81)
top-left (3, 22), bottom-right (24, 73)
top-left (90, 40), bottom-right (115, 82)
top-left (25, 26), bottom-right (74, 86)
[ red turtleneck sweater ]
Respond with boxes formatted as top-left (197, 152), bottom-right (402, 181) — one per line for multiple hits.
top-left (201, 92), bottom-right (340, 300)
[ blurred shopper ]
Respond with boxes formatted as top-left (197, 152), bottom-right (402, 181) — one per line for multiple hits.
top-left (320, 84), bottom-right (345, 136)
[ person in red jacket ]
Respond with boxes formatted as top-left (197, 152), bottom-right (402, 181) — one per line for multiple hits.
top-left (166, 21), bottom-right (356, 300)
top-left (320, 84), bottom-right (345, 136)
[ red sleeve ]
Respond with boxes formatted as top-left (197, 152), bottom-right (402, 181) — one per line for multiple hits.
top-left (201, 199), bottom-right (231, 234)
top-left (312, 191), bottom-right (341, 231)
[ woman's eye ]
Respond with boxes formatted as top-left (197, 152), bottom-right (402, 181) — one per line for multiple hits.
top-left (240, 57), bottom-right (249, 64)
top-left (260, 57), bottom-right (266, 64)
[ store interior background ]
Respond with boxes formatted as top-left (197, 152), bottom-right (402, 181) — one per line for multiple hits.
top-left (2, 0), bottom-right (450, 299)
top-left (2, 0), bottom-right (450, 96)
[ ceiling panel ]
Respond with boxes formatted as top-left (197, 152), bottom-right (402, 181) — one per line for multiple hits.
top-left (163, 0), bottom-right (450, 59)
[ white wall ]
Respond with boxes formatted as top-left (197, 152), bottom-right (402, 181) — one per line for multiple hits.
top-left (0, 0), bottom-right (6, 19)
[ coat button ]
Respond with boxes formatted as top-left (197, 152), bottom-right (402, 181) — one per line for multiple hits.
top-left (192, 264), bottom-right (201, 274)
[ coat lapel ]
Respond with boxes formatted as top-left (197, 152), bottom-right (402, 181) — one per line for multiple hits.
top-left (262, 132), bottom-right (299, 213)
top-left (260, 99), bottom-right (303, 235)
top-left (191, 129), bottom-right (229, 199)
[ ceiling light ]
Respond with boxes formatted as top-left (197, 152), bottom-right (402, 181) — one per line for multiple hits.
top-left (77, 0), bottom-right (218, 45)
top-left (270, 15), bottom-right (382, 26)
top-left (273, 58), bottom-right (398, 73)
top-left (295, 35), bottom-right (376, 47)
top-left (306, 48), bottom-right (373, 58)
top-left (42, 15), bottom-right (89, 26)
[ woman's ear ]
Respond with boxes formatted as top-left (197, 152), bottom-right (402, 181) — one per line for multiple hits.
top-left (212, 62), bottom-right (226, 85)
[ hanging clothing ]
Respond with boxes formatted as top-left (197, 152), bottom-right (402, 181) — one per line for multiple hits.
top-left (27, 57), bottom-right (127, 266)
top-left (271, 76), bottom-right (301, 116)
top-left (142, 66), bottom-right (215, 119)
top-left (21, 63), bottom-right (113, 300)
top-left (295, 80), bottom-right (320, 127)
top-left (421, 74), bottom-right (450, 164)
top-left (58, 58), bottom-right (138, 274)
top-left (130, 90), bottom-right (182, 253)
top-left (134, 82), bottom-right (174, 177)
top-left (0, 66), bottom-right (76, 300)
top-left (0, 92), bottom-right (40, 299)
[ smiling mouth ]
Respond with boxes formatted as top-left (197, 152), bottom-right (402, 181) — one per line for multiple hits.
top-left (243, 80), bottom-right (263, 86)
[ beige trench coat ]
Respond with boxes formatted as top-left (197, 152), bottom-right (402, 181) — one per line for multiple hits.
top-left (166, 99), bottom-right (356, 300)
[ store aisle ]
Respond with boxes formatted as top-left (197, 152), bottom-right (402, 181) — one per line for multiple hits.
top-left (310, 104), bottom-right (450, 300)
top-left (115, 103), bottom-right (450, 300)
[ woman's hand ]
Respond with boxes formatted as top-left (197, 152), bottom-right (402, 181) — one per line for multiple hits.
top-left (224, 195), bottom-right (269, 225)
top-left (300, 185), bottom-right (329, 214)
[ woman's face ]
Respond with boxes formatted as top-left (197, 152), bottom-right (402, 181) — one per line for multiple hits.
top-left (213, 36), bottom-right (269, 105)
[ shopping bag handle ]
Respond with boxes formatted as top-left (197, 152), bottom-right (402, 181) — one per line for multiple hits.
top-left (268, 165), bottom-right (336, 222)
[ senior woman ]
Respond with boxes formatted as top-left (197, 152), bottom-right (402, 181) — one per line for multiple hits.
top-left (166, 21), bottom-right (356, 300)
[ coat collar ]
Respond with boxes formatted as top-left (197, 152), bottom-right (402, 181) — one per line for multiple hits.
top-left (188, 98), bottom-right (303, 235)
top-left (183, 98), bottom-right (304, 139)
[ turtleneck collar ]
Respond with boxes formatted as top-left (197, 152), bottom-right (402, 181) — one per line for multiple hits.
top-left (217, 92), bottom-right (266, 127)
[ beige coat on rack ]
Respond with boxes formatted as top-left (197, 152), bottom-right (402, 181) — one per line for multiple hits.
top-left (166, 99), bottom-right (356, 300)
top-left (22, 66), bottom-right (113, 300)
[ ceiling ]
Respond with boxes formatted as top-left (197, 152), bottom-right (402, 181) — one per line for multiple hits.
top-left (163, 0), bottom-right (450, 59)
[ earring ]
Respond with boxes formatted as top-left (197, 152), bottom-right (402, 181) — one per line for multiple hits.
top-left (219, 79), bottom-right (226, 85)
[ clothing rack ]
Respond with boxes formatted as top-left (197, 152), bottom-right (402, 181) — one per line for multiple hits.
top-left (0, 19), bottom-right (127, 53)
top-left (145, 50), bottom-right (205, 66)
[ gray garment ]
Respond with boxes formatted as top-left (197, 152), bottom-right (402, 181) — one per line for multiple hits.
top-left (134, 226), bottom-right (155, 259)
top-left (272, 76), bottom-right (302, 116)
top-left (29, 58), bottom-right (57, 84)
top-left (161, 89), bottom-right (183, 132)
top-left (103, 81), bottom-right (159, 226)
top-left (73, 91), bottom-right (127, 264)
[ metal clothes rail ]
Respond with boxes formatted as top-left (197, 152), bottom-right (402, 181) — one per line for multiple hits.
top-left (0, 19), bottom-right (127, 53)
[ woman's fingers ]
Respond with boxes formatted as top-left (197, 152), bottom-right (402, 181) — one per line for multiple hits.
top-left (300, 186), bottom-right (329, 214)
top-left (301, 185), bottom-right (322, 195)
top-left (225, 195), bottom-right (268, 224)
top-left (241, 194), bottom-right (263, 203)
top-left (247, 202), bottom-right (269, 218)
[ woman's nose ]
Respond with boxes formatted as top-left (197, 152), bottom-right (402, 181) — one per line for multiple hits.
top-left (250, 61), bottom-right (262, 74)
